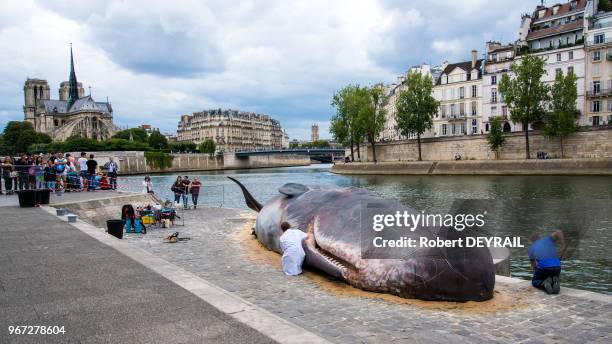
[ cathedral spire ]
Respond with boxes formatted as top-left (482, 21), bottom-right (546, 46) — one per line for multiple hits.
top-left (67, 43), bottom-right (79, 108)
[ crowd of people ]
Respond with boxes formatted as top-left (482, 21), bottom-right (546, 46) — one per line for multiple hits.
top-left (170, 175), bottom-right (202, 209)
top-left (0, 152), bottom-right (119, 195)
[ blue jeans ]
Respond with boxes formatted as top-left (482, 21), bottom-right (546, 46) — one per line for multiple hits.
top-left (88, 173), bottom-right (96, 190)
top-left (532, 267), bottom-right (561, 288)
top-left (182, 194), bottom-right (188, 208)
top-left (46, 181), bottom-right (56, 190)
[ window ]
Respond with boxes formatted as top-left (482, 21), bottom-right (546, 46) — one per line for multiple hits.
top-left (460, 122), bottom-right (466, 135)
top-left (441, 124), bottom-right (447, 136)
top-left (491, 75), bottom-right (497, 85)
top-left (450, 104), bottom-right (456, 116)
top-left (491, 89), bottom-right (498, 103)
top-left (502, 105), bottom-right (508, 117)
top-left (485, 123), bottom-right (490, 132)
top-left (591, 116), bottom-right (601, 126)
top-left (460, 102), bottom-right (465, 116)
top-left (451, 123), bottom-right (456, 135)
top-left (555, 68), bottom-right (562, 77)
top-left (440, 104), bottom-right (447, 118)
top-left (593, 50), bottom-right (602, 61)
top-left (593, 81), bottom-right (601, 94)
top-left (556, 53), bottom-right (561, 62)
top-left (568, 51), bottom-right (573, 60)
top-left (459, 87), bottom-right (465, 99)
top-left (471, 101), bottom-right (477, 116)
top-left (592, 100), bottom-right (601, 112)
top-left (491, 106), bottom-right (497, 116)
top-left (472, 85), bottom-right (477, 97)
top-left (471, 119), bottom-right (478, 134)
top-left (492, 53), bottom-right (497, 61)
top-left (608, 100), bottom-right (612, 112)
top-left (568, 66), bottom-right (574, 75)
top-left (595, 33), bottom-right (605, 44)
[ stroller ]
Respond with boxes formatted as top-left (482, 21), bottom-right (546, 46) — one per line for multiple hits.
top-left (67, 171), bottom-right (81, 191)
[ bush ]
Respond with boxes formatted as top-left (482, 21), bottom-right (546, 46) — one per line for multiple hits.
top-left (144, 151), bottom-right (174, 170)
top-left (170, 141), bottom-right (197, 153)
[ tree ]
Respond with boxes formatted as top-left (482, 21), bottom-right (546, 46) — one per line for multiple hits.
top-left (112, 128), bottom-right (148, 142)
top-left (395, 71), bottom-right (439, 161)
top-left (357, 84), bottom-right (387, 163)
top-left (331, 86), bottom-right (357, 161)
top-left (169, 141), bottom-right (197, 153)
top-left (487, 117), bottom-right (506, 159)
top-left (2, 121), bottom-right (49, 153)
top-left (499, 53), bottom-right (550, 159)
top-left (199, 138), bottom-right (216, 155)
top-left (544, 70), bottom-right (580, 158)
top-left (148, 131), bottom-right (169, 150)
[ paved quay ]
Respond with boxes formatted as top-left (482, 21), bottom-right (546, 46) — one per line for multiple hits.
top-left (0, 205), bottom-right (281, 344)
top-left (123, 206), bottom-right (612, 344)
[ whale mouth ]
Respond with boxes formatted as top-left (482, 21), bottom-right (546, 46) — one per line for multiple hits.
top-left (304, 230), bottom-right (352, 279)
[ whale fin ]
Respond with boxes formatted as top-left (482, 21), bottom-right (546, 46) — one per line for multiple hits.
top-left (227, 177), bottom-right (263, 212)
top-left (279, 183), bottom-right (308, 197)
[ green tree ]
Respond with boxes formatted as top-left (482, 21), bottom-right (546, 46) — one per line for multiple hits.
top-left (303, 140), bottom-right (331, 149)
top-left (499, 53), bottom-right (550, 159)
top-left (169, 141), bottom-right (197, 153)
top-left (357, 84), bottom-right (387, 163)
top-left (36, 133), bottom-right (52, 144)
top-left (544, 71), bottom-right (580, 158)
top-left (2, 121), bottom-right (47, 153)
top-left (395, 71), bottom-right (439, 161)
top-left (487, 117), bottom-right (506, 160)
top-left (331, 85), bottom-right (366, 161)
top-left (199, 138), bottom-right (216, 154)
top-left (112, 128), bottom-right (148, 142)
top-left (148, 131), bottom-right (169, 150)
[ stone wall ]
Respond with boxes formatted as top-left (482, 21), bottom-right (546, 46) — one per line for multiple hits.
top-left (331, 159), bottom-right (612, 175)
top-left (69, 151), bottom-right (311, 175)
top-left (356, 127), bottom-right (612, 162)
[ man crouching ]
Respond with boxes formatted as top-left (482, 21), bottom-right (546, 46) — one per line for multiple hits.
top-left (528, 230), bottom-right (567, 294)
top-left (279, 222), bottom-right (307, 276)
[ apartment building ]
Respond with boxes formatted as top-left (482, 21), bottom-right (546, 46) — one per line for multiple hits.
top-left (517, 0), bottom-right (588, 126)
top-left (381, 64), bottom-right (442, 141)
top-left (176, 109), bottom-right (284, 152)
top-left (585, 8), bottom-right (612, 126)
top-left (433, 50), bottom-right (484, 137)
top-left (482, 42), bottom-right (516, 133)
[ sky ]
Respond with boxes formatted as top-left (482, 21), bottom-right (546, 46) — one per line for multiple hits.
top-left (0, 0), bottom-right (537, 140)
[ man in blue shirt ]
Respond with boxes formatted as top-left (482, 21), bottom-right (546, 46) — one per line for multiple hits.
top-left (528, 230), bottom-right (567, 294)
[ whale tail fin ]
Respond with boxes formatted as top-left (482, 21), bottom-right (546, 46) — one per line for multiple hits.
top-left (227, 177), bottom-right (263, 212)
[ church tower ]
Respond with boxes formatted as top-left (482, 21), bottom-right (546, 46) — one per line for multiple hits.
top-left (23, 78), bottom-right (50, 125)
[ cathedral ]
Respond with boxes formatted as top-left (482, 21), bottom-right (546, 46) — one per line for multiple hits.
top-left (23, 47), bottom-right (117, 141)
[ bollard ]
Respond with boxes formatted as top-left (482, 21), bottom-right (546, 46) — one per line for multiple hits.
top-left (67, 214), bottom-right (77, 223)
top-left (56, 208), bottom-right (67, 216)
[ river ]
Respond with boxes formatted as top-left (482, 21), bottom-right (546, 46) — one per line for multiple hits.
top-left (117, 164), bottom-right (612, 294)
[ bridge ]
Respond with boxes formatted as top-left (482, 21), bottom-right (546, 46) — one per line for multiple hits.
top-left (234, 148), bottom-right (346, 163)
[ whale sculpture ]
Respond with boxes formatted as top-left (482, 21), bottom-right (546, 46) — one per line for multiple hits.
top-left (229, 177), bottom-right (495, 301)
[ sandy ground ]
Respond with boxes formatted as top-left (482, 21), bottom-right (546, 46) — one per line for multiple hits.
top-left (231, 215), bottom-right (535, 315)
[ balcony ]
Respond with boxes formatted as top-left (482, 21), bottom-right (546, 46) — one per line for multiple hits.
top-left (587, 37), bottom-right (612, 47)
top-left (586, 88), bottom-right (612, 98)
top-left (518, 38), bottom-right (584, 55)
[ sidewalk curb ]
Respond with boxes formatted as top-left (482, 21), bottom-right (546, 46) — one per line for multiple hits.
top-left (41, 206), bottom-right (332, 344)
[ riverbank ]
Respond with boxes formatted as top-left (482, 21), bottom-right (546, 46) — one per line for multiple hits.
top-left (331, 158), bottom-right (612, 176)
top-left (67, 151), bottom-right (311, 175)
top-left (2, 192), bottom-right (610, 342)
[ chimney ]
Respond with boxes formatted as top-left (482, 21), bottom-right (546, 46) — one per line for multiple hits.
top-left (471, 50), bottom-right (477, 69)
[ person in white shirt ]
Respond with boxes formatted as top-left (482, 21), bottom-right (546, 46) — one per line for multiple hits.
top-left (77, 152), bottom-right (88, 188)
top-left (142, 176), bottom-right (154, 194)
top-left (279, 222), bottom-right (308, 276)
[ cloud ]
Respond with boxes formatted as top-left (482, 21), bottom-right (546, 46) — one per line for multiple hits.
top-left (1, 0), bottom-right (538, 140)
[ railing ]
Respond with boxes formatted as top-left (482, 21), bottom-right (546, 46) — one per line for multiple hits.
top-left (586, 88), bottom-right (612, 97)
top-left (518, 38), bottom-right (584, 55)
top-left (586, 37), bottom-right (612, 47)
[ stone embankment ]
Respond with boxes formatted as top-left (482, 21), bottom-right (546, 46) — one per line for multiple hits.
top-left (67, 151), bottom-right (311, 175)
top-left (331, 158), bottom-right (612, 176)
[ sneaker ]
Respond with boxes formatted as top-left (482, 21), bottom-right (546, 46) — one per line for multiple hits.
top-left (543, 277), bottom-right (554, 294)
top-left (552, 276), bottom-right (560, 294)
